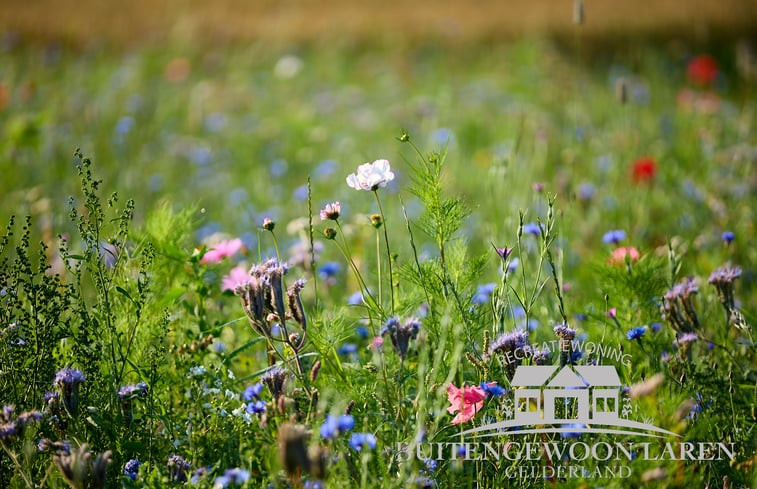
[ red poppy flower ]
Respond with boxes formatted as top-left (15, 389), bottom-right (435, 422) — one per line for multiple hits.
top-left (631, 156), bottom-right (657, 183)
top-left (687, 55), bottom-right (718, 87)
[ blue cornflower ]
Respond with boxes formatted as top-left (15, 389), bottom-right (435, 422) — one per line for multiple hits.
top-left (626, 326), bottom-right (646, 340)
top-left (304, 481), bottom-right (325, 489)
top-left (293, 185), bottom-right (309, 202)
top-left (337, 414), bottom-right (355, 432)
top-left (318, 262), bottom-right (341, 280)
top-left (319, 415), bottom-right (339, 440)
top-left (523, 222), bottom-right (541, 236)
top-left (721, 231), bottom-right (735, 243)
top-left (472, 283), bottom-right (496, 305)
top-left (246, 400), bottom-right (266, 414)
top-left (423, 458), bottom-right (438, 473)
top-left (338, 343), bottom-right (358, 356)
top-left (480, 381), bottom-right (507, 397)
top-left (348, 291), bottom-right (363, 305)
top-left (242, 383), bottom-right (263, 401)
top-left (115, 116), bottom-right (135, 135)
top-left (349, 433), bottom-right (377, 451)
top-left (577, 182), bottom-right (596, 201)
top-left (602, 230), bottom-right (626, 244)
top-left (355, 326), bottom-right (369, 339)
top-left (507, 257), bottom-right (520, 273)
top-left (650, 322), bottom-right (662, 333)
top-left (123, 459), bottom-right (142, 481)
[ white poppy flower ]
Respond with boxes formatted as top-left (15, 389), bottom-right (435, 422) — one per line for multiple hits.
top-left (346, 159), bottom-right (395, 191)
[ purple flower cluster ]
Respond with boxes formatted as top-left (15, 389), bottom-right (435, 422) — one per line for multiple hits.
top-left (553, 324), bottom-right (577, 366)
top-left (123, 459), bottom-right (142, 481)
top-left (54, 368), bottom-right (86, 388)
top-left (214, 468), bottom-right (251, 487)
top-left (0, 405), bottom-right (42, 440)
top-left (661, 277), bottom-right (699, 332)
top-left (489, 330), bottom-right (530, 379)
top-left (380, 317), bottom-right (421, 361)
top-left (708, 263), bottom-right (742, 313)
top-left (167, 454), bottom-right (191, 482)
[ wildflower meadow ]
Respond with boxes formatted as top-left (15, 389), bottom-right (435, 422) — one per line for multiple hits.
top-left (0, 4), bottom-right (756, 488)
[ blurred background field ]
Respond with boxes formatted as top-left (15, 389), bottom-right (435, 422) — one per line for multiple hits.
top-left (1, 0), bottom-right (757, 46)
top-left (0, 0), bottom-right (755, 331)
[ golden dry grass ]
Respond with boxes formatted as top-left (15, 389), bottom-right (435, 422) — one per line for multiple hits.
top-left (1, 0), bottom-right (757, 47)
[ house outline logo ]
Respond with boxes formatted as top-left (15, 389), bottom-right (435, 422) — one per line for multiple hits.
top-left (460, 364), bottom-right (680, 439)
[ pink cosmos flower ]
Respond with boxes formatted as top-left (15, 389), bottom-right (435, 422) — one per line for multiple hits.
top-left (320, 201), bottom-right (341, 221)
top-left (221, 265), bottom-right (252, 291)
top-left (346, 159), bottom-right (395, 191)
top-left (608, 246), bottom-right (640, 265)
top-left (200, 238), bottom-right (243, 264)
top-left (447, 383), bottom-right (486, 425)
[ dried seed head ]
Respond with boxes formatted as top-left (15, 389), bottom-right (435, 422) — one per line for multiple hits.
top-left (278, 422), bottom-right (310, 477)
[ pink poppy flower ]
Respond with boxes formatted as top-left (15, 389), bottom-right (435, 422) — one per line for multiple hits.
top-left (200, 238), bottom-right (243, 264)
top-left (608, 246), bottom-right (640, 265)
top-left (447, 383), bottom-right (486, 425)
top-left (221, 265), bottom-right (252, 291)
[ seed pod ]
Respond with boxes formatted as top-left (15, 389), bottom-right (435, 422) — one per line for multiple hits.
top-left (310, 361), bottom-right (321, 383)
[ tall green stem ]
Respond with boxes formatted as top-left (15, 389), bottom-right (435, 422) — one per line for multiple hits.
top-left (373, 191), bottom-right (395, 315)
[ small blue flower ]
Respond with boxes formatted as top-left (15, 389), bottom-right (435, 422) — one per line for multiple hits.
top-left (115, 116), bottom-right (135, 135)
top-left (337, 414), bottom-right (355, 432)
top-left (480, 382), bottom-right (506, 397)
top-left (304, 481), bottom-right (325, 489)
top-left (423, 458), bottom-right (438, 473)
top-left (355, 326), bottom-right (369, 339)
top-left (348, 291), bottom-right (363, 305)
top-left (320, 415), bottom-right (339, 439)
top-left (650, 322), bottom-right (662, 333)
top-left (472, 283), bottom-right (496, 305)
top-left (242, 383), bottom-right (263, 401)
top-left (577, 182), bottom-right (596, 201)
top-left (523, 222), bottom-right (541, 236)
top-left (318, 262), bottom-right (341, 280)
top-left (626, 326), bottom-right (646, 340)
top-left (338, 343), bottom-right (358, 356)
top-left (293, 185), bottom-right (309, 202)
top-left (721, 231), bottom-right (735, 243)
top-left (214, 468), bottom-right (250, 487)
top-left (602, 229), bottom-right (626, 245)
top-left (349, 433), bottom-right (377, 451)
top-left (507, 257), bottom-right (520, 273)
top-left (246, 400), bottom-right (266, 414)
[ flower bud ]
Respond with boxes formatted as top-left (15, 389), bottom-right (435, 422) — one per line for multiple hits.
top-left (263, 218), bottom-right (275, 231)
top-left (370, 214), bottom-right (383, 228)
top-left (323, 227), bottom-right (337, 240)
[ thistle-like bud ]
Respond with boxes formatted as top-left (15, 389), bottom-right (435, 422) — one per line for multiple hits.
top-left (262, 367), bottom-right (288, 402)
top-left (263, 218), bottom-right (275, 231)
top-left (54, 368), bottom-right (86, 418)
top-left (278, 422), bottom-right (310, 477)
top-left (287, 279), bottom-right (307, 331)
top-left (380, 317), bottom-right (421, 361)
top-left (553, 323), bottom-right (576, 367)
top-left (167, 454), bottom-right (191, 482)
